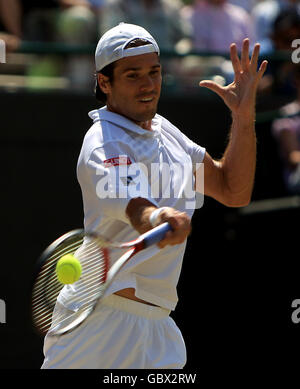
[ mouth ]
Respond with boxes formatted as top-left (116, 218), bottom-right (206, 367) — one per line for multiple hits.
top-left (138, 96), bottom-right (155, 104)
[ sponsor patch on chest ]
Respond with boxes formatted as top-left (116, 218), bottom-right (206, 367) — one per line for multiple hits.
top-left (103, 156), bottom-right (132, 168)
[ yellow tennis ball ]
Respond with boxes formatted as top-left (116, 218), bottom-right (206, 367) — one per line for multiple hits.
top-left (56, 254), bottom-right (82, 284)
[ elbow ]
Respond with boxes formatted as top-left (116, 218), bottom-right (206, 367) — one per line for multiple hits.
top-left (221, 191), bottom-right (252, 208)
top-left (225, 198), bottom-right (251, 208)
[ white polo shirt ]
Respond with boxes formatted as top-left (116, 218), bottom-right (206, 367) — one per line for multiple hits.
top-left (59, 106), bottom-right (205, 311)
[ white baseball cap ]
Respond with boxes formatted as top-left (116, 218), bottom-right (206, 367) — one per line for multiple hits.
top-left (95, 23), bottom-right (160, 72)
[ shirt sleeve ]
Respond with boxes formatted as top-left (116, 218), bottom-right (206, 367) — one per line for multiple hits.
top-left (189, 141), bottom-right (206, 173)
top-left (85, 141), bottom-right (159, 223)
top-left (176, 130), bottom-right (206, 173)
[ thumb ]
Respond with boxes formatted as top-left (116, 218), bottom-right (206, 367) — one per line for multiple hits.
top-left (199, 80), bottom-right (225, 98)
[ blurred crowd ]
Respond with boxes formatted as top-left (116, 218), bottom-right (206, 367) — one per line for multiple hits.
top-left (1, 1), bottom-right (299, 53)
top-left (0, 0), bottom-right (299, 90)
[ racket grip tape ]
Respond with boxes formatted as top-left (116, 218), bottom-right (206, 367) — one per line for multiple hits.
top-left (143, 222), bottom-right (172, 248)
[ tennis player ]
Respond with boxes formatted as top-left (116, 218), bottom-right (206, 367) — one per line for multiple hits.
top-left (41, 23), bottom-right (267, 369)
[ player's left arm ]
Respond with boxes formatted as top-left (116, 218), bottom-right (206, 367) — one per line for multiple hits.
top-left (195, 38), bottom-right (268, 207)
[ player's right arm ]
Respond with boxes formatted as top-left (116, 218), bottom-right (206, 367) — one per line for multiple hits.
top-left (126, 197), bottom-right (191, 248)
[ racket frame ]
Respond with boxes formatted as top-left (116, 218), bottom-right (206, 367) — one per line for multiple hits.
top-left (31, 223), bottom-right (171, 336)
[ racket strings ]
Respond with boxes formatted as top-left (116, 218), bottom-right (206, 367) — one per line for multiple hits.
top-left (33, 239), bottom-right (83, 303)
top-left (32, 235), bottom-right (109, 335)
top-left (62, 243), bottom-right (108, 308)
top-left (32, 238), bottom-right (84, 333)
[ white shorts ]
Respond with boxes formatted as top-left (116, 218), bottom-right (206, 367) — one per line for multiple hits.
top-left (41, 294), bottom-right (186, 369)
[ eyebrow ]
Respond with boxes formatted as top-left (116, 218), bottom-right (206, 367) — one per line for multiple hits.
top-left (122, 64), bottom-right (161, 73)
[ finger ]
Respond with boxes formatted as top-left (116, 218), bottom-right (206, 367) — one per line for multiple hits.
top-left (157, 230), bottom-right (181, 248)
top-left (158, 232), bottom-right (187, 248)
top-left (230, 43), bottom-right (242, 75)
top-left (257, 60), bottom-right (268, 79)
top-left (160, 213), bottom-right (179, 231)
top-left (157, 231), bottom-right (173, 248)
top-left (157, 223), bottom-right (191, 248)
top-left (241, 38), bottom-right (250, 70)
top-left (199, 80), bottom-right (226, 99)
top-left (250, 43), bottom-right (260, 73)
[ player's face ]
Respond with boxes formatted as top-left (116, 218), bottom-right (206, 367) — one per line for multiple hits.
top-left (104, 53), bottom-right (162, 127)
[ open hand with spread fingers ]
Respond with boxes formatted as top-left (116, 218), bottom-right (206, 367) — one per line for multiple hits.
top-left (199, 39), bottom-right (268, 122)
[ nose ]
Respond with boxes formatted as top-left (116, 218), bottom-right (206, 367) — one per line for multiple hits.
top-left (140, 75), bottom-right (154, 92)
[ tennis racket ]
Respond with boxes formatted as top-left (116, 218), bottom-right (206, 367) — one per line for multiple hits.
top-left (31, 222), bottom-right (171, 337)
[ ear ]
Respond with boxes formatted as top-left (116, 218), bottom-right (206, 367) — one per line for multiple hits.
top-left (97, 73), bottom-right (111, 94)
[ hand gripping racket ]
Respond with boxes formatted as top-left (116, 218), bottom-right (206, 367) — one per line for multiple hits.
top-left (31, 222), bottom-right (171, 337)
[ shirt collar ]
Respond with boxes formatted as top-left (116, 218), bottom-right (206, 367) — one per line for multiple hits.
top-left (88, 106), bottom-right (162, 136)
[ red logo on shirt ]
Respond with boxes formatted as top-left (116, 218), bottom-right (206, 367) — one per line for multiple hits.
top-left (103, 156), bottom-right (132, 168)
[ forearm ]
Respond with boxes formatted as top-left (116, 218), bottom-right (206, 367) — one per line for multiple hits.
top-left (220, 113), bottom-right (257, 206)
top-left (125, 197), bottom-right (157, 234)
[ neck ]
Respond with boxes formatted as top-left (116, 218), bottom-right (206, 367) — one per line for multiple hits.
top-left (106, 105), bottom-right (153, 131)
top-left (140, 120), bottom-right (152, 131)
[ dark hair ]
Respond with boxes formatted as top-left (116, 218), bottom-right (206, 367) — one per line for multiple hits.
top-left (94, 62), bottom-right (115, 104)
top-left (94, 38), bottom-right (157, 104)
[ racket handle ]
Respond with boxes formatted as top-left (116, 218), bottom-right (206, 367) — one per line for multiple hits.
top-left (143, 222), bottom-right (172, 248)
